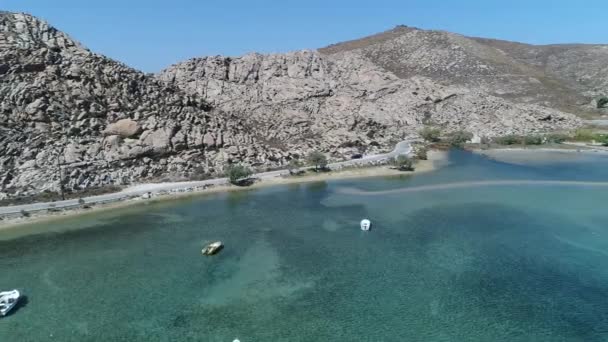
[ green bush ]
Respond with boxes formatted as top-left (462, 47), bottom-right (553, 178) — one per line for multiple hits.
top-left (545, 133), bottom-right (570, 144)
top-left (522, 135), bottom-right (543, 145)
top-left (595, 134), bottom-right (608, 146)
top-left (419, 127), bottom-right (441, 143)
top-left (307, 151), bottom-right (328, 171)
top-left (392, 155), bottom-right (414, 171)
top-left (493, 135), bottom-right (522, 145)
top-left (446, 130), bottom-right (473, 148)
top-left (415, 147), bottom-right (428, 160)
top-left (226, 164), bottom-right (253, 185)
top-left (574, 129), bottom-right (601, 142)
top-left (597, 97), bottom-right (608, 109)
top-left (287, 159), bottom-right (303, 175)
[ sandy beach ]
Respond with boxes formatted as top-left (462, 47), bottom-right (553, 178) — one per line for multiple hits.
top-left (0, 151), bottom-right (447, 231)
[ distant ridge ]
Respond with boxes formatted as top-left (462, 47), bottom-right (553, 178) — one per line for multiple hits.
top-left (320, 25), bottom-right (608, 114)
top-left (321, 25), bottom-right (418, 54)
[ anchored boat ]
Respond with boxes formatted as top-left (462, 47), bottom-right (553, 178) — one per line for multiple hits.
top-left (360, 219), bottom-right (371, 231)
top-left (0, 290), bottom-right (20, 317)
top-left (202, 241), bottom-right (223, 256)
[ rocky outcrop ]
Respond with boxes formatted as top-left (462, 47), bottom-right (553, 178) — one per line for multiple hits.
top-left (0, 13), bottom-right (586, 200)
top-left (159, 50), bottom-right (580, 152)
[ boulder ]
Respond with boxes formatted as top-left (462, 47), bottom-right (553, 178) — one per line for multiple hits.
top-left (140, 128), bottom-right (174, 155)
top-left (103, 119), bottom-right (142, 138)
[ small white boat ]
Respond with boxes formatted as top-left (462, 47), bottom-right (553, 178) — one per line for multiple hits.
top-left (360, 219), bottom-right (371, 231)
top-left (202, 241), bottom-right (223, 256)
top-left (0, 290), bottom-right (20, 317)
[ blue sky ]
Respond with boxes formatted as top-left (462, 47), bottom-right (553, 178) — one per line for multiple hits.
top-left (3, 0), bottom-right (607, 72)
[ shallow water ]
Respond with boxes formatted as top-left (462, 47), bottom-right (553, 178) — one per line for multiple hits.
top-left (3, 151), bottom-right (608, 341)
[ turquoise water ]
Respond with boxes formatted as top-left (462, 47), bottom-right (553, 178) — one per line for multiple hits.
top-left (3, 151), bottom-right (608, 341)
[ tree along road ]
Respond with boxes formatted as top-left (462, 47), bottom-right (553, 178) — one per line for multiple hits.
top-left (0, 140), bottom-right (415, 216)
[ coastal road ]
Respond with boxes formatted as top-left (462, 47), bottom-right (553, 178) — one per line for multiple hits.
top-left (585, 119), bottom-right (608, 127)
top-left (0, 140), bottom-right (416, 216)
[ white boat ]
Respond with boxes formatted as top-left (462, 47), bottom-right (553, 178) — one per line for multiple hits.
top-left (202, 241), bottom-right (223, 256)
top-left (360, 219), bottom-right (371, 231)
top-left (0, 290), bottom-right (20, 317)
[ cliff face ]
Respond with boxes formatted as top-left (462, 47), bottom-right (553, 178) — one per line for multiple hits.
top-left (0, 14), bottom-right (585, 199)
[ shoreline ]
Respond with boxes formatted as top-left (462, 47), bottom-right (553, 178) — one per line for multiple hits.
top-left (0, 151), bottom-right (447, 232)
top-left (3, 144), bottom-right (606, 232)
top-left (471, 144), bottom-right (608, 164)
top-left (471, 142), bottom-right (608, 155)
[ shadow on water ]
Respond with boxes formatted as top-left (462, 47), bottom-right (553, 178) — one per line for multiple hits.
top-left (4, 295), bottom-right (29, 318)
top-left (225, 190), bottom-right (254, 206)
top-left (304, 181), bottom-right (328, 192)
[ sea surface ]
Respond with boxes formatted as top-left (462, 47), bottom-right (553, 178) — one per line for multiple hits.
top-left (3, 150), bottom-right (608, 341)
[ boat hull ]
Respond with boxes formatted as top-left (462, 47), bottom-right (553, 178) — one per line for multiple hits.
top-left (202, 242), bottom-right (224, 256)
top-left (0, 290), bottom-right (20, 317)
top-left (360, 219), bottom-right (371, 231)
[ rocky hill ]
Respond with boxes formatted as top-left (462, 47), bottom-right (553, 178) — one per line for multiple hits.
top-left (159, 50), bottom-right (579, 148)
top-left (0, 12), bottom-right (283, 199)
top-left (0, 13), bottom-right (588, 200)
top-left (320, 25), bottom-right (608, 114)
